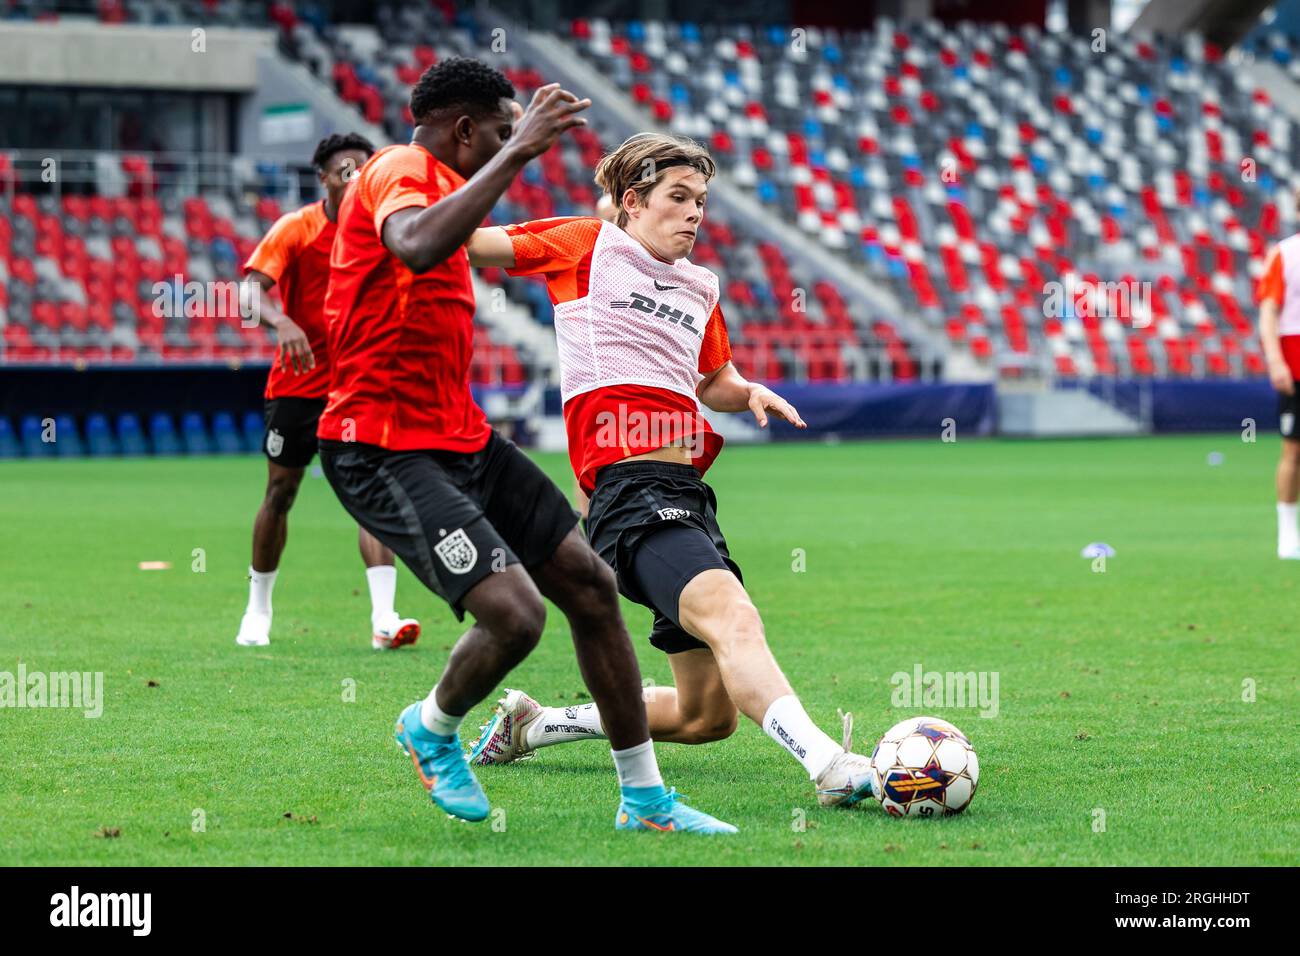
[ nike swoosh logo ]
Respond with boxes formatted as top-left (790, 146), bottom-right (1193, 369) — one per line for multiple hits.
top-left (635, 814), bottom-right (676, 831)
top-left (404, 736), bottom-right (438, 791)
top-left (653, 280), bottom-right (679, 291)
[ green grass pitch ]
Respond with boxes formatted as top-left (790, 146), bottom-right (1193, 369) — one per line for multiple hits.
top-left (2, 435), bottom-right (1296, 866)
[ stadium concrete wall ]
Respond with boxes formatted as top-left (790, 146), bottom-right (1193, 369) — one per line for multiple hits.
top-left (0, 21), bottom-right (268, 91)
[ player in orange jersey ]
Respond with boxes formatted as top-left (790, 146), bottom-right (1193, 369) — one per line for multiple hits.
top-left (1258, 199), bottom-right (1300, 559)
top-left (234, 133), bottom-right (420, 649)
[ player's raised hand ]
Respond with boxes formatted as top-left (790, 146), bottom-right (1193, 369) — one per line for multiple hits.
top-left (746, 384), bottom-right (807, 429)
top-left (276, 318), bottom-right (315, 376)
top-left (508, 82), bottom-right (591, 160)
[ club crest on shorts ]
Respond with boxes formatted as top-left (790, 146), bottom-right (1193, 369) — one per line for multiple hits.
top-left (435, 528), bottom-right (478, 574)
top-left (1283, 412), bottom-right (1295, 437)
top-left (265, 428), bottom-right (284, 458)
top-left (657, 507), bottom-right (691, 521)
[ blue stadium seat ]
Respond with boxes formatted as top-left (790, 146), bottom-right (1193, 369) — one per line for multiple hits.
top-left (181, 412), bottom-right (213, 455)
top-left (212, 412), bottom-right (244, 455)
top-left (116, 414), bottom-right (149, 456)
top-left (20, 416), bottom-right (54, 458)
top-left (0, 417), bottom-right (18, 459)
top-left (242, 410), bottom-right (264, 453)
top-left (85, 414), bottom-right (119, 457)
top-left (149, 413), bottom-right (182, 456)
top-left (54, 415), bottom-right (85, 458)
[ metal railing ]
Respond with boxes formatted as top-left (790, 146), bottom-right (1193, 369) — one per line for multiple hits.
top-left (0, 148), bottom-right (308, 206)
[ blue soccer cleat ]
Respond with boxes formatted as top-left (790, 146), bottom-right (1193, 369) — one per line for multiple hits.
top-left (615, 787), bottom-right (738, 835)
top-left (394, 702), bottom-right (490, 823)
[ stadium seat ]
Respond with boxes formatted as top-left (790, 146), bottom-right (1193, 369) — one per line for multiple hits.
top-left (242, 410), bottom-right (265, 453)
top-left (149, 412), bottom-right (182, 456)
top-left (0, 416), bottom-right (18, 459)
top-left (212, 411), bottom-right (244, 454)
top-left (53, 414), bottom-right (85, 458)
top-left (20, 415), bottom-right (54, 458)
top-left (116, 413), bottom-right (149, 456)
top-left (85, 413), bottom-right (120, 457)
top-left (180, 412), bottom-right (213, 455)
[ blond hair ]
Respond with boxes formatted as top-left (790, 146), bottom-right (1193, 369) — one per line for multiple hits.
top-left (594, 133), bottom-right (716, 228)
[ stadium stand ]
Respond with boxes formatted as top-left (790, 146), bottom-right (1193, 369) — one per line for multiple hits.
top-left (564, 17), bottom-right (1296, 379)
top-left (3, 2), bottom-right (1299, 456)
top-left (269, 1), bottom-right (923, 381)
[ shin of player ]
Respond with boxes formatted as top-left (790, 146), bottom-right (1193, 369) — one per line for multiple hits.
top-left (465, 133), bottom-right (872, 808)
top-left (1258, 208), bottom-right (1300, 559)
top-left (234, 133), bottom-right (418, 648)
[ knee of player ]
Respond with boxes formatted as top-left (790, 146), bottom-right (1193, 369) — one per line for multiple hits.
top-left (569, 549), bottom-right (620, 609)
top-left (1284, 440), bottom-right (1300, 464)
top-left (686, 708), bottom-right (738, 744)
top-left (264, 478), bottom-right (300, 513)
top-left (495, 597), bottom-right (546, 654)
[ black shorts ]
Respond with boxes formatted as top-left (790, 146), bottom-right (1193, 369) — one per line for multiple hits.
top-left (586, 460), bottom-right (741, 654)
top-left (318, 431), bottom-right (578, 620)
top-left (263, 396), bottom-right (326, 469)
top-left (1280, 392), bottom-right (1298, 439)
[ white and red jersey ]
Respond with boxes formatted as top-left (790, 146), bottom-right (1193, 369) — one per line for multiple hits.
top-left (503, 216), bottom-right (732, 493)
top-left (1258, 234), bottom-right (1300, 375)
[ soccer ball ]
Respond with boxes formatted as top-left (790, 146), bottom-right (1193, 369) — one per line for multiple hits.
top-left (869, 715), bottom-right (979, 817)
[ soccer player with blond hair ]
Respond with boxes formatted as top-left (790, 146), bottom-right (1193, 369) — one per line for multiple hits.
top-left (465, 132), bottom-right (877, 809)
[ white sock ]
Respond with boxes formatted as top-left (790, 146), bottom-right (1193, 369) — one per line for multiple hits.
top-left (1278, 502), bottom-right (1298, 553)
top-left (247, 567), bottom-right (277, 617)
top-left (525, 702), bottom-right (606, 749)
top-left (762, 694), bottom-right (843, 780)
top-left (419, 685), bottom-right (464, 738)
top-left (611, 739), bottom-right (664, 790)
top-left (366, 565), bottom-right (397, 626)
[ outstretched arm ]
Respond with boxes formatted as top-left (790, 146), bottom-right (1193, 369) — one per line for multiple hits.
top-left (466, 226), bottom-right (516, 269)
top-left (382, 84), bottom-right (589, 273)
top-left (697, 361), bottom-right (807, 429)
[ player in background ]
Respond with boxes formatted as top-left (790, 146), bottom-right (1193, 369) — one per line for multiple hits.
top-left (464, 133), bottom-right (877, 810)
top-left (1258, 196), bottom-right (1300, 559)
top-left (235, 133), bottom-right (420, 649)
top-left (316, 59), bottom-right (733, 833)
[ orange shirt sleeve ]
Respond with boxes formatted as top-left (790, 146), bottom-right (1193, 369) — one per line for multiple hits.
top-left (244, 211), bottom-right (304, 284)
top-left (698, 302), bottom-right (732, 374)
top-left (1258, 245), bottom-right (1286, 306)
top-left (503, 217), bottom-right (601, 277)
top-left (365, 147), bottom-right (439, 236)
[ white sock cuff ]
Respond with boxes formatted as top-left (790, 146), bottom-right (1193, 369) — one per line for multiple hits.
top-left (763, 694), bottom-right (842, 780)
top-left (419, 686), bottom-right (464, 738)
top-left (366, 564), bottom-right (397, 622)
top-left (611, 738), bottom-right (663, 789)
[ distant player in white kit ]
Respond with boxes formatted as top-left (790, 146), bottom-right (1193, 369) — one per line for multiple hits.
top-left (464, 133), bottom-right (877, 810)
top-left (1257, 198), bottom-right (1300, 558)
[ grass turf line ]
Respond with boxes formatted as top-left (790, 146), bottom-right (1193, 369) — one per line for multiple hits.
top-left (1, 435), bottom-right (1296, 865)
